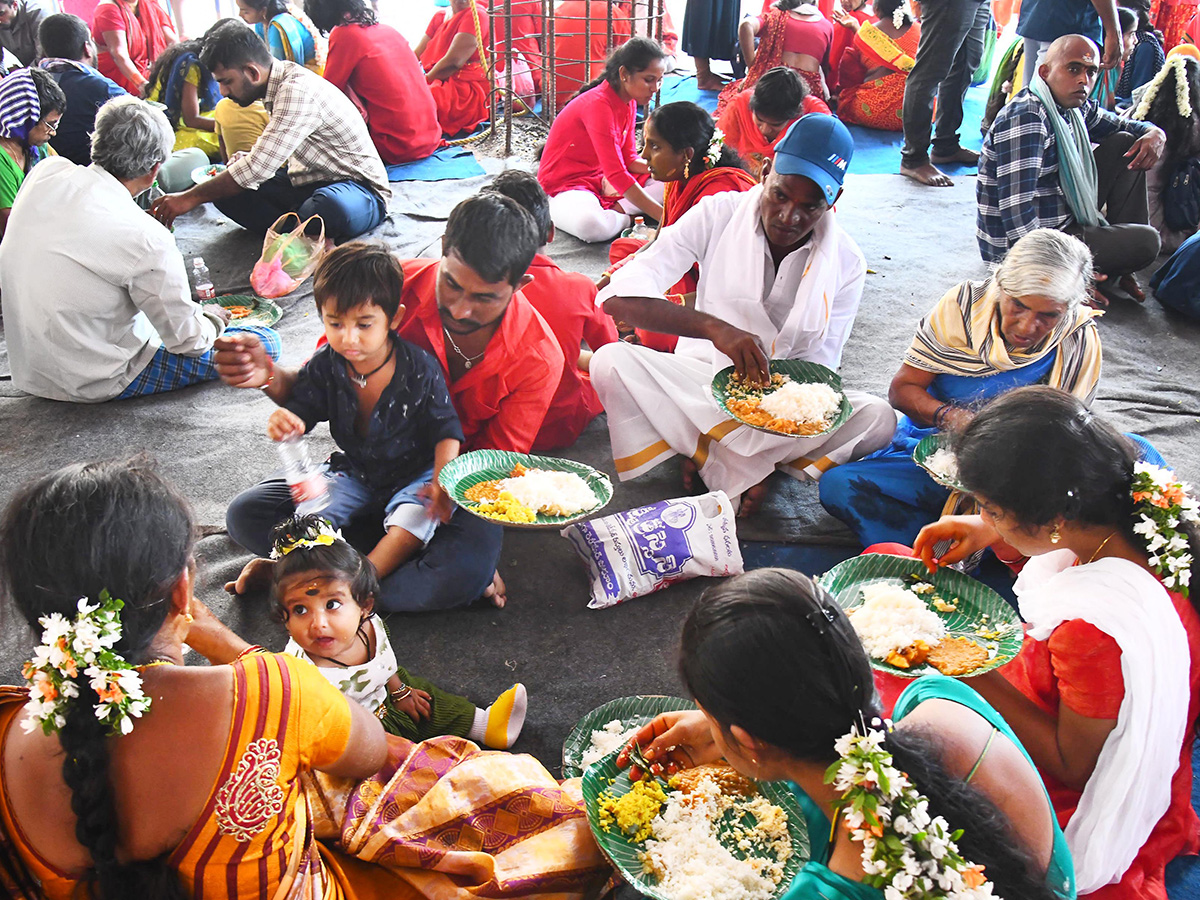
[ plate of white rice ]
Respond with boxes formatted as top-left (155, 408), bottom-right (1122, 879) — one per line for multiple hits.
top-left (914, 434), bottom-right (968, 492)
top-left (712, 360), bottom-right (853, 438)
top-left (561, 695), bottom-right (697, 779)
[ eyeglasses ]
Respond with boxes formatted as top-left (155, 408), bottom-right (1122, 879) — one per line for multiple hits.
top-left (40, 119), bottom-right (59, 134)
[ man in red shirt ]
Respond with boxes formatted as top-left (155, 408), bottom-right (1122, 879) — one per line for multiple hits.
top-left (213, 193), bottom-right (561, 610)
top-left (485, 170), bottom-right (618, 450)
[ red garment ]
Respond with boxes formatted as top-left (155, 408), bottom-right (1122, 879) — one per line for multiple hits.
top-left (538, 80), bottom-right (641, 208)
top-left (397, 259), bottom-right (564, 453)
top-left (837, 21), bottom-right (921, 131)
top-left (324, 23), bottom-right (441, 165)
top-left (523, 253), bottom-right (618, 450)
top-left (781, 12), bottom-right (834, 61)
top-left (491, 0), bottom-right (543, 90)
top-left (828, 7), bottom-right (871, 91)
top-left (1002, 590), bottom-right (1200, 900)
top-left (606, 165), bottom-right (756, 351)
top-left (717, 88), bottom-right (828, 178)
top-left (551, 0), bottom-right (632, 113)
top-left (91, 0), bottom-right (174, 93)
top-left (421, 8), bottom-right (490, 136)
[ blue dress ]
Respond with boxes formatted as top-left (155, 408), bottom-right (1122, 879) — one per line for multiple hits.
top-left (818, 356), bottom-right (1165, 548)
top-left (781, 677), bottom-right (1076, 900)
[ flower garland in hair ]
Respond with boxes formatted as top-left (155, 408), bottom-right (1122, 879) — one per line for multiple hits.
top-left (21, 591), bottom-right (151, 737)
top-left (892, 2), bottom-right (913, 29)
top-left (705, 128), bottom-right (726, 168)
top-left (1131, 55), bottom-right (1194, 122)
top-left (827, 724), bottom-right (997, 900)
top-left (271, 517), bottom-right (345, 559)
top-left (1130, 463), bottom-right (1198, 595)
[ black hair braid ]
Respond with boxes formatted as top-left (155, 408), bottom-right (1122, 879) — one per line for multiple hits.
top-left (884, 729), bottom-right (1059, 900)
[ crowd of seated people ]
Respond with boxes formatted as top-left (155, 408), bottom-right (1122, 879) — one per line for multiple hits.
top-left (1, 8), bottom-right (1200, 900)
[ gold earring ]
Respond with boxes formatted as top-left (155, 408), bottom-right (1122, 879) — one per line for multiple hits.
top-left (184, 605), bottom-right (194, 624)
top-left (683, 158), bottom-right (690, 179)
top-left (1050, 525), bottom-right (1061, 544)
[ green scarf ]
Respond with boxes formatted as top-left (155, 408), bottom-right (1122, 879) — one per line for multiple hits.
top-left (1029, 72), bottom-right (1106, 227)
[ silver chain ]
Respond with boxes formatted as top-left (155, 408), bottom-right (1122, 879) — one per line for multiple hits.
top-left (442, 326), bottom-right (486, 368)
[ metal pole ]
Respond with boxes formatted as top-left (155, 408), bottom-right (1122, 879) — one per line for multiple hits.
top-left (546, 0), bottom-right (557, 118)
top-left (504, 0), bottom-right (513, 155)
top-left (606, 0), bottom-right (613, 52)
top-left (584, 0), bottom-right (592, 99)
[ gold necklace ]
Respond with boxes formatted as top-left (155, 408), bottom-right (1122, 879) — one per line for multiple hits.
top-left (1087, 531), bottom-right (1118, 564)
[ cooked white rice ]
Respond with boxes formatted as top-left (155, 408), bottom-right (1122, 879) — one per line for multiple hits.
top-left (926, 447), bottom-right (959, 481)
top-left (497, 469), bottom-right (599, 516)
top-left (641, 776), bottom-right (785, 900)
top-left (849, 583), bottom-right (946, 658)
top-left (757, 381), bottom-right (841, 424)
top-left (581, 718), bottom-right (639, 769)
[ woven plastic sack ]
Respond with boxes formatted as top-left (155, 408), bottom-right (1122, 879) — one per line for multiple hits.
top-left (561, 491), bottom-right (744, 609)
top-left (250, 212), bottom-right (325, 298)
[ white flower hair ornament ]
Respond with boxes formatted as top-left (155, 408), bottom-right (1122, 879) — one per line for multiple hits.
top-left (892, 1), bottom-right (914, 29)
top-left (1132, 55), bottom-right (1195, 122)
top-left (21, 591), bottom-right (151, 738)
top-left (829, 723), bottom-right (999, 899)
top-left (1130, 463), bottom-right (1198, 595)
top-left (705, 128), bottom-right (726, 168)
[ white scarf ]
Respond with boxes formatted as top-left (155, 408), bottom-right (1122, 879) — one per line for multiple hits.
top-left (1015, 550), bottom-right (1190, 892)
top-left (683, 185), bottom-right (844, 371)
top-left (285, 614), bottom-right (397, 713)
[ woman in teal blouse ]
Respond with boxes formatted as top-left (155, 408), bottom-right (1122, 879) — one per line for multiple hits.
top-left (619, 568), bottom-right (1075, 900)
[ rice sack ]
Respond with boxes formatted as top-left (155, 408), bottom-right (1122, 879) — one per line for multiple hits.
top-left (562, 491), bottom-right (744, 609)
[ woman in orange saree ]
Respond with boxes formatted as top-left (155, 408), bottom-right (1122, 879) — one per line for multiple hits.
top-left (0, 460), bottom-right (609, 900)
top-left (602, 101), bottom-right (755, 351)
top-left (835, 0), bottom-right (921, 132)
top-left (415, 0), bottom-right (491, 136)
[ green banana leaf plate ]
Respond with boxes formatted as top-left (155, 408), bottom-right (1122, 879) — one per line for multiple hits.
top-left (913, 433), bottom-right (969, 493)
top-left (202, 293), bottom-right (282, 327)
top-left (582, 748), bottom-right (809, 900)
top-left (438, 449), bottom-right (613, 529)
top-left (819, 553), bottom-right (1022, 677)
top-left (711, 359), bottom-right (853, 437)
top-left (562, 695), bottom-right (697, 780)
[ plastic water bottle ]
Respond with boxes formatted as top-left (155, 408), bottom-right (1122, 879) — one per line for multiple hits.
top-left (191, 257), bottom-right (216, 301)
top-left (276, 437), bottom-right (330, 515)
top-left (629, 216), bottom-right (652, 240)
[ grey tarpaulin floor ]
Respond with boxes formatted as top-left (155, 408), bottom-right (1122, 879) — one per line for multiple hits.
top-left (1, 167), bottom-right (1198, 774)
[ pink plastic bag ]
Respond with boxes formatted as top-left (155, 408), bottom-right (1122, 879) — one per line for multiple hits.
top-left (250, 212), bottom-right (325, 298)
top-left (497, 52), bottom-right (536, 111)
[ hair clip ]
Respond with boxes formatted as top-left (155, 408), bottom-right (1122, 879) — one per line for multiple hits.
top-left (806, 605), bottom-right (837, 635)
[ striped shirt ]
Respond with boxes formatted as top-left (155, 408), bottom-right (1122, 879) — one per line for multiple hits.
top-left (976, 89), bottom-right (1151, 263)
top-left (227, 60), bottom-right (390, 201)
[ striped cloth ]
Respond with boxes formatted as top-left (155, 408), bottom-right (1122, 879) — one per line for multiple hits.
top-left (117, 324), bottom-right (280, 399)
top-left (904, 279), bottom-right (1103, 404)
top-left (0, 68), bottom-right (40, 143)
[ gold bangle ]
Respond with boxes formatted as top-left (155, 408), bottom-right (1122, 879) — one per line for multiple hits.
top-left (390, 683), bottom-right (413, 702)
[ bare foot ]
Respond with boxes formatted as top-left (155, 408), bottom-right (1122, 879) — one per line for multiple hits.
top-left (1119, 274), bottom-right (1146, 303)
top-left (900, 162), bottom-right (954, 187)
top-left (696, 74), bottom-right (729, 91)
top-left (224, 557), bottom-right (275, 596)
top-left (681, 457), bottom-right (699, 492)
top-left (737, 479), bottom-right (770, 517)
top-left (483, 570), bottom-right (507, 609)
top-left (930, 147), bottom-right (980, 165)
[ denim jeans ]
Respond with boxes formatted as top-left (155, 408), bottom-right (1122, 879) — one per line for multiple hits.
top-left (215, 170), bottom-right (387, 243)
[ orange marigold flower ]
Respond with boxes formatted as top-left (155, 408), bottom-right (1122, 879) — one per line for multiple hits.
top-left (1133, 491), bottom-right (1154, 503)
top-left (1151, 496), bottom-right (1171, 509)
top-left (36, 680), bottom-right (58, 701)
top-left (60, 655), bottom-right (77, 678)
top-left (95, 683), bottom-right (125, 704)
top-left (962, 865), bottom-right (987, 889)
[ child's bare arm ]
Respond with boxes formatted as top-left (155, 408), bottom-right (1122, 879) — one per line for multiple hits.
top-left (387, 673), bottom-right (432, 721)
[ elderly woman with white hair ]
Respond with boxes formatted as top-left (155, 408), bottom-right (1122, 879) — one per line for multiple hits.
top-left (819, 228), bottom-right (1166, 548)
top-left (0, 95), bottom-right (280, 402)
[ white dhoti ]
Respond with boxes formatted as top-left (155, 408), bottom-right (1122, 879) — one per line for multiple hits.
top-left (591, 341), bottom-right (898, 498)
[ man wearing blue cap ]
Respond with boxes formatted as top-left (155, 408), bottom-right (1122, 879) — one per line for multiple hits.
top-left (591, 114), bottom-right (895, 515)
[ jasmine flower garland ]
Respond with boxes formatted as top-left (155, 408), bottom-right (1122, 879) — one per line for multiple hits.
top-left (826, 724), bottom-right (997, 900)
top-left (706, 129), bottom-right (726, 168)
top-left (1130, 463), bottom-right (1198, 596)
top-left (21, 591), bottom-right (151, 737)
top-left (1131, 56), bottom-right (1194, 122)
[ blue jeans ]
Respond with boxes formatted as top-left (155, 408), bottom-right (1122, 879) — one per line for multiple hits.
top-left (118, 325), bottom-right (281, 400)
top-left (225, 474), bottom-right (503, 612)
top-left (320, 466), bottom-right (441, 544)
top-left (215, 170), bottom-right (387, 243)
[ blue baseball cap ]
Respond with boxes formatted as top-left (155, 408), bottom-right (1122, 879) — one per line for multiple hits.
top-left (771, 113), bottom-right (854, 205)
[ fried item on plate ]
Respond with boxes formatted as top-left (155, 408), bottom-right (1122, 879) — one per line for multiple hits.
top-left (884, 640), bottom-right (932, 669)
top-left (926, 636), bottom-right (990, 676)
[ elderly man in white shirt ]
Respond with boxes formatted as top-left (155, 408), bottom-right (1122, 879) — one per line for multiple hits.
top-left (0, 95), bottom-right (280, 402)
top-left (592, 114), bottom-right (895, 514)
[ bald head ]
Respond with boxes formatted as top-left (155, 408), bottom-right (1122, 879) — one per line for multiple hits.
top-left (1038, 34), bottom-right (1100, 108)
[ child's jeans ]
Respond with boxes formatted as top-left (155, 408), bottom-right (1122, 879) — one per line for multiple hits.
top-left (322, 466), bottom-right (439, 544)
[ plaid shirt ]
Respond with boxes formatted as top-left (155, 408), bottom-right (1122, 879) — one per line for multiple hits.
top-left (228, 61), bottom-right (390, 201)
top-left (976, 89), bottom-right (1151, 263)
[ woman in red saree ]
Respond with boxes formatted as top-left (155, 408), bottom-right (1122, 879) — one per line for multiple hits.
top-left (415, 0), bottom-right (490, 137)
top-left (718, 0), bottom-right (832, 118)
top-left (827, 0), bottom-right (870, 92)
top-left (835, 0), bottom-right (921, 132)
top-left (601, 101), bottom-right (755, 351)
top-left (91, 0), bottom-right (176, 94)
top-left (718, 65), bottom-right (829, 178)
